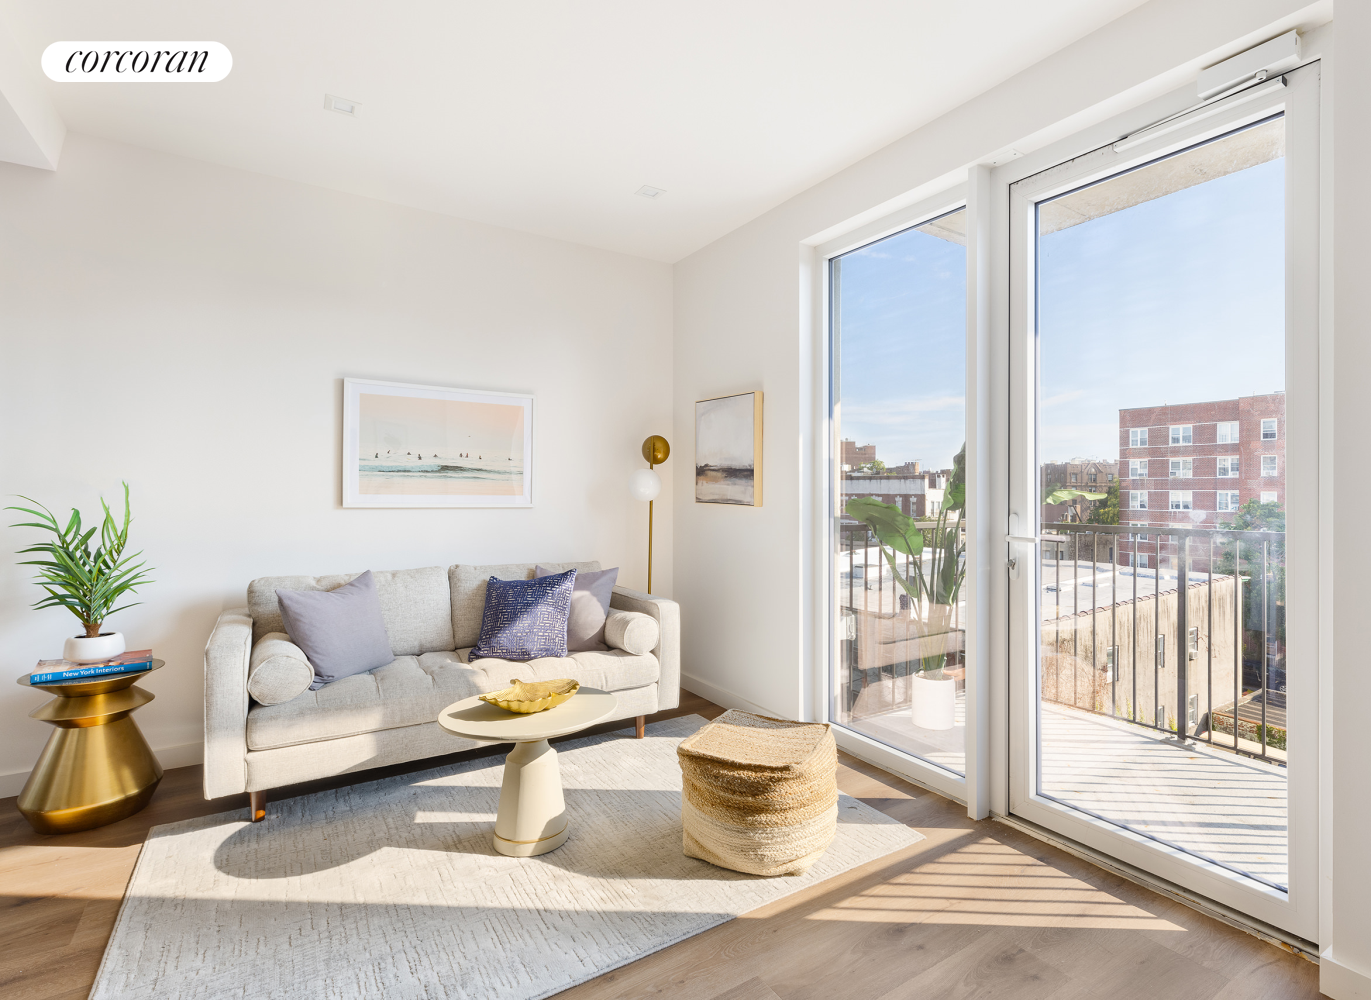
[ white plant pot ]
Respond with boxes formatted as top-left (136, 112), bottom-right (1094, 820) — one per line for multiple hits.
top-left (63, 631), bottom-right (125, 664)
top-left (911, 674), bottom-right (957, 731)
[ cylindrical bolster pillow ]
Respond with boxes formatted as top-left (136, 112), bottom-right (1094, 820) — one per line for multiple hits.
top-left (247, 632), bottom-right (314, 705)
top-left (604, 611), bottom-right (659, 655)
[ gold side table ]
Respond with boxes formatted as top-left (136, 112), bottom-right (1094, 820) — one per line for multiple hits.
top-left (16, 660), bottom-right (164, 834)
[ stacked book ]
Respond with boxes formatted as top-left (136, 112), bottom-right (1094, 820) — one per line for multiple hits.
top-left (30, 650), bottom-right (155, 685)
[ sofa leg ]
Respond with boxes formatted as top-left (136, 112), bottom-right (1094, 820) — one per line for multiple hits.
top-left (249, 789), bottom-right (266, 822)
top-left (635, 715), bottom-right (646, 739)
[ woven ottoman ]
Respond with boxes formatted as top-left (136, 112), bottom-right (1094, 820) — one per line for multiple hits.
top-left (677, 710), bottom-right (838, 876)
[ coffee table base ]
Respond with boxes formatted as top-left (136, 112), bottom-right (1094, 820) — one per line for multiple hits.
top-left (493, 738), bottom-right (569, 857)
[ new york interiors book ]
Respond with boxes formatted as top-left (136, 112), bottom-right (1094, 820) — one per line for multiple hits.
top-left (31, 650), bottom-right (154, 684)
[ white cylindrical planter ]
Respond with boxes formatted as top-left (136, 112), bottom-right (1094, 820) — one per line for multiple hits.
top-left (63, 631), bottom-right (125, 664)
top-left (911, 674), bottom-right (957, 731)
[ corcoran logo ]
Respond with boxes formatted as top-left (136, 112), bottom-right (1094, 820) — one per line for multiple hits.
top-left (41, 41), bottom-right (232, 82)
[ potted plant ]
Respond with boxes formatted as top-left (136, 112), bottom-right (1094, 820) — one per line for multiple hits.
top-left (7, 483), bottom-right (155, 663)
top-left (846, 447), bottom-right (966, 731)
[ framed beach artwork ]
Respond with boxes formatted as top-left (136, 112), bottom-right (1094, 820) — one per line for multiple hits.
top-left (342, 378), bottom-right (533, 508)
top-left (695, 391), bottom-right (763, 506)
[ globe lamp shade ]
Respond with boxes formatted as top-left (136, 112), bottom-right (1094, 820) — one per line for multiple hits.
top-left (628, 468), bottom-right (662, 502)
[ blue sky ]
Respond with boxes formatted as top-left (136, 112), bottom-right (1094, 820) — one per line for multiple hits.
top-left (835, 150), bottom-right (1284, 471)
top-left (836, 213), bottom-right (966, 471)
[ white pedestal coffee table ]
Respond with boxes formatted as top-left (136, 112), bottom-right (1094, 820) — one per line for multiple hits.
top-left (438, 689), bottom-right (619, 857)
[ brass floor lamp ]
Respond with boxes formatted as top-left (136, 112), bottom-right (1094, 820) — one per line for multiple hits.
top-left (628, 435), bottom-right (669, 593)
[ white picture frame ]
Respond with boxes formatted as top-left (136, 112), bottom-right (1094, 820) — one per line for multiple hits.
top-left (342, 378), bottom-right (534, 508)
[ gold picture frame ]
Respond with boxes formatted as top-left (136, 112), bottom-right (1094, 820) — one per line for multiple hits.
top-left (694, 391), bottom-right (763, 506)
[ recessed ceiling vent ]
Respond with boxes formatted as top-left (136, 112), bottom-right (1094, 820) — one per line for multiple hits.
top-left (324, 94), bottom-right (361, 117)
top-left (635, 185), bottom-right (665, 199)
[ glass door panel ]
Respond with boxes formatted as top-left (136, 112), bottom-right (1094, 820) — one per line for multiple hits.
top-left (830, 207), bottom-right (968, 775)
top-left (1034, 117), bottom-right (1288, 888)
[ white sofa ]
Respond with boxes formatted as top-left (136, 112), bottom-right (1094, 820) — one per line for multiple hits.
top-left (203, 561), bottom-right (680, 814)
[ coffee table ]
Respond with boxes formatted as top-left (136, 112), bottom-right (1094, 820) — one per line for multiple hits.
top-left (437, 689), bottom-right (619, 856)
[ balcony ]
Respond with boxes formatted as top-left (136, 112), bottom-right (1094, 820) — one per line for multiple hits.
top-left (835, 519), bottom-right (1288, 888)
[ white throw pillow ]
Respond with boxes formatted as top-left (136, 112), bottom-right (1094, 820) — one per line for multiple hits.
top-left (604, 611), bottom-right (659, 655)
top-left (247, 632), bottom-right (314, 705)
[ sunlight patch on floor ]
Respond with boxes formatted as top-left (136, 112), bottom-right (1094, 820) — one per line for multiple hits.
top-left (804, 838), bottom-right (1185, 929)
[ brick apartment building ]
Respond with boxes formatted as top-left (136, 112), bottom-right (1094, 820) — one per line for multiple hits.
top-left (1041, 459), bottom-right (1119, 522)
top-left (1117, 392), bottom-right (1285, 569)
top-left (840, 439), bottom-right (876, 470)
top-left (1041, 459), bottom-right (1118, 491)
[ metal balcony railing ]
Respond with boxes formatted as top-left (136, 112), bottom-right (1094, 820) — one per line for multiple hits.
top-left (835, 519), bottom-right (1286, 766)
top-left (1039, 521), bottom-right (1286, 765)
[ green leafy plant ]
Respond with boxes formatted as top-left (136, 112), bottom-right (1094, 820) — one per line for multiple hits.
top-left (6, 483), bottom-right (155, 637)
top-left (845, 445), bottom-right (966, 680)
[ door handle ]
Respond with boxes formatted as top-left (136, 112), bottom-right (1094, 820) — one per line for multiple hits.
top-left (1006, 534), bottom-right (1039, 544)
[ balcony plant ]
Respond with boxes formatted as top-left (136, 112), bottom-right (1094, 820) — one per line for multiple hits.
top-left (845, 446), bottom-right (966, 729)
top-left (6, 483), bottom-right (155, 663)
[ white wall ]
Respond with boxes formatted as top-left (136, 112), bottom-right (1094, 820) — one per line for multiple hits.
top-left (0, 133), bottom-right (673, 792)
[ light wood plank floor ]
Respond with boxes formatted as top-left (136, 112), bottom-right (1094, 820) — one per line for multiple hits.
top-left (0, 692), bottom-right (1324, 1000)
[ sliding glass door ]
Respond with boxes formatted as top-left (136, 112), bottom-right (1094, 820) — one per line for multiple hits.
top-left (1007, 66), bottom-right (1319, 938)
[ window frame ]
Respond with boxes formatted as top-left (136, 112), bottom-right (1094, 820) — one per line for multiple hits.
top-left (1262, 417), bottom-right (1278, 440)
top-left (1217, 455), bottom-right (1240, 478)
top-left (1169, 458), bottom-right (1193, 478)
top-left (1217, 420), bottom-right (1240, 443)
top-left (1168, 490), bottom-right (1193, 511)
top-left (817, 184), bottom-right (972, 806)
top-left (1262, 455), bottom-right (1279, 476)
top-left (1170, 424), bottom-right (1193, 445)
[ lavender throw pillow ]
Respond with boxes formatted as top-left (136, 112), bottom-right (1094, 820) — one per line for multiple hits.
top-left (471, 569), bottom-right (577, 661)
top-left (536, 565), bottom-right (618, 651)
top-left (275, 570), bottom-right (394, 689)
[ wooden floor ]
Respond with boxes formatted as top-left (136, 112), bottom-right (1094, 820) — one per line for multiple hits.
top-left (0, 692), bottom-right (1323, 1000)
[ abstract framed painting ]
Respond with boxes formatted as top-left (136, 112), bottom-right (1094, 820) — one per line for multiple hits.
top-left (695, 391), bottom-right (763, 506)
top-left (342, 378), bottom-right (533, 508)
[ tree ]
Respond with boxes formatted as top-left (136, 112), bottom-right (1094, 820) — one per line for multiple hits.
top-left (1212, 499), bottom-right (1285, 649)
top-left (1224, 498), bottom-right (1285, 533)
top-left (1088, 482), bottom-right (1120, 525)
top-left (863, 459), bottom-right (887, 473)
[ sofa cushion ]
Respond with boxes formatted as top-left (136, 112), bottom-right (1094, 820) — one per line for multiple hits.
top-left (277, 570), bottom-right (394, 689)
top-left (604, 611), bottom-right (660, 655)
top-left (246, 647), bottom-right (660, 751)
top-left (458, 647), bottom-right (660, 693)
top-left (536, 564), bottom-right (617, 651)
top-left (470, 569), bottom-right (577, 661)
top-left (448, 561), bottom-right (600, 648)
top-left (248, 566), bottom-right (454, 655)
top-left (247, 633), bottom-right (314, 706)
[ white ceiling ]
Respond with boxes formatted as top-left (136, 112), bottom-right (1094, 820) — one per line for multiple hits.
top-left (1, 1), bottom-right (1149, 261)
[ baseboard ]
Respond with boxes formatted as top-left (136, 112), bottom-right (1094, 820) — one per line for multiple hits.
top-left (0, 741), bottom-right (204, 799)
top-left (679, 672), bottom-right (779, 718)
top-left (1322, 953), bottom-right (1371, 999)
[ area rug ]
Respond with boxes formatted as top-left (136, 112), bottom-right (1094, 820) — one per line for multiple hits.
top-left (91, 715), bottom-right (924, 1000)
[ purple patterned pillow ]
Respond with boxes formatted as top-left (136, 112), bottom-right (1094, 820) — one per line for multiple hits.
top-left (470, 569), bottom-right (576, 661)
